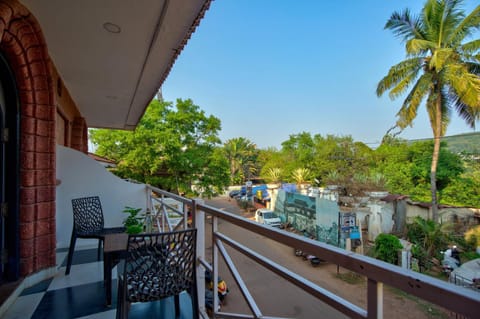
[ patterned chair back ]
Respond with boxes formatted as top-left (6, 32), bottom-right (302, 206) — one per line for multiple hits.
top-left (124, 229), bottom-right (197, 303)
top-left (71, 196), bottom-right (105, 235)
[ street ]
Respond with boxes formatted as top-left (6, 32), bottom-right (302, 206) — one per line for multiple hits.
top-left (203, 196), bottom-right (448, 319)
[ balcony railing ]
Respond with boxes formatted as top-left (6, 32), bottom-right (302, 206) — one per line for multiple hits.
top-left (146, 185), bottom-right (480, 319)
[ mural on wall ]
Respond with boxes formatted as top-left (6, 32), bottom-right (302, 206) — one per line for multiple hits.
top-left (315, 196), bottom-right (339, 246)
top-left (275, 189), bottom-right (339, 247)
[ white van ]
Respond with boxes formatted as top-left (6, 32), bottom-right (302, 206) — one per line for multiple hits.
top-left (255, 209), bottom-right (282, 227)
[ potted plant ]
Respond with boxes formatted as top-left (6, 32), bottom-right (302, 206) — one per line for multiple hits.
top-left (122, 206), bottom-right (144, 234)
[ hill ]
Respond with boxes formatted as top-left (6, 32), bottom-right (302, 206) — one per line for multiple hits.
top-left (410, 132), bottom-right (480, 154)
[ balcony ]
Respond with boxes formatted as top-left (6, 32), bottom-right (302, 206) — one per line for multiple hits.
top-left (2, 147), bottom-right (479, 319)
top-left (3, 185), bottom-right (480, 319)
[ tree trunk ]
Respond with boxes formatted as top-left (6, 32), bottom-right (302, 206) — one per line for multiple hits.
top-left (430, 93), bottom-right (442, 221)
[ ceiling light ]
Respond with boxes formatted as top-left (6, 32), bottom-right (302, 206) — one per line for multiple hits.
top-left (103, 22), bottom-right (121, 34)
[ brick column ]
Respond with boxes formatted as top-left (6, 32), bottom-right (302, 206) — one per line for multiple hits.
top-left (71, 116), bottom-right (88, 154)
top-left (0, 0), bottom-right (56, 276)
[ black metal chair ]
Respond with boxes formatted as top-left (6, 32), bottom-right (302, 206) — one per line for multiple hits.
top-left (65, 196), bottom-right (126, 275)
top-left (116, 229), bottom-right (198, 319)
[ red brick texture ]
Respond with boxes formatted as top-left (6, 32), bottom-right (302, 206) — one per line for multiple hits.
top-left (71, 116), bottom-right (88, 153)
top-left (0, 0), bottom-right (56, 276)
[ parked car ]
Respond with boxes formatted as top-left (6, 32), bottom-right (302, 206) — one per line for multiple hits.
top-left (255, 209), bottom-right (282, 227)
top-left (228, 189), bottom-right (242, 198)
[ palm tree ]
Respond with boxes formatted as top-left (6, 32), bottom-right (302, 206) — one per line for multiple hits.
top-left (266, 167), bottom-right (282, 184)
top-left (377, 0), bottom-right (480, 221)
top-left (291, 168), bottom-right (312, 186)
top-left (223, 137), bottom-right (258, 184)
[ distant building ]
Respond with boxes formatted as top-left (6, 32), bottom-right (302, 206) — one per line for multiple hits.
top-left (88, 153), bottom-right (117, 169)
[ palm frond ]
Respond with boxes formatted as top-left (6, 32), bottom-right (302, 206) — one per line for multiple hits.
top-left (439, 0), bottom-right (465, 44)
top-left (406, 38), bottom-right (436, 55)
top-left (291, 168), bottom-right (312, 184)
top-left (388, 66), bottom-right (422, 100)
top-left (465, 61), bottom-right (480, 75)
top-left (422, 0), bottom-right (441, 43)
top-left (377, 58), bottom-right (423, 97)
top-left (444, 63), bottom-right (480, 106)
top-left (449, 4), bottom-right (480, 45)
top-left (429, 48), bottom-right (455, 71)
top-left (396, 74), bottom-right (432, 128)
top-left (446, 88), bottom-right (479, 128)
top-left (426, 90), bottom-right (450, 137)
top-left (385, 9), bottom-right (425, 41)
top-left (460, 39), bottom-right (480, 58)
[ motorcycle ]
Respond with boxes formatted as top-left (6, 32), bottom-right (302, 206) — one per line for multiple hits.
top-left (293, 230), bottom-right (325, 267)
top-left (441, 246), bottom-right (461, 274)
top-left (294, 248), bottom-right (324, 266)
top-left (205, 270), bottom-right (229, 302)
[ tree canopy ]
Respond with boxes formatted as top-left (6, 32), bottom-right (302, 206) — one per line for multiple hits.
top-left (254, 132), bottom-right (478, 207)
top-left (222, 137), bottom-right (259, 185)
top-left (89, 98), bottom-right (230, 197)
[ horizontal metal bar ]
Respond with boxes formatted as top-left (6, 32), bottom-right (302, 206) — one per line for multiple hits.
top-left (214, 312), bottom-right (255, 319)
top-left (215, 232), bottom-right (366, 319)
top-left (146, 185), bottom-right (192, 204)
top-left (214, 312), bottom-right (296, 319)
top-left (151, 197), bottom-right (185, 216)
top-left (198, 203), bottom-right (480, 318)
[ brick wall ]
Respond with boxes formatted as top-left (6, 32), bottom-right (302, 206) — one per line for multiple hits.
top-left (0, 0), bottom-right (56, 276)
top-left (71, 116), bottom-right (88, 153)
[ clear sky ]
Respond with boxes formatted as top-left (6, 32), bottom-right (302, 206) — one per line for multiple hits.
top-left (162, 0), bottom-right (479, 149)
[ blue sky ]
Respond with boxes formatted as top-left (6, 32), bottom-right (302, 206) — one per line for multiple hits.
top-left (162, 1), bottom-right (479, 149)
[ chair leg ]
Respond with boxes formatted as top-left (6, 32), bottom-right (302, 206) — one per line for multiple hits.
top-left (97, 238), bottom-right (102, 261)
top-left (174, 295), bottom-right (180, 319)
top-left (65, 232), bottom-right (76, 275)
top-left (116, 277), bottom-right (123, 319)
top-left (191, 286), bottom-right (199, 319)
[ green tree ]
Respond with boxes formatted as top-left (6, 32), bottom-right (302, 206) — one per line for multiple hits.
top-left (264, 167), bottom-right (282, 183)
top-left (374, 138), bottom-right (414, 195)
top-left (291, 168), bottom-right (312, 186)
top-left (377, 0), bottom-right (480, 220)
top-left (90, 98), bottom-right (229, 197)
top-left (409, 141), bottom-right (464, 202)
top-left (373, 234), bottom-right (403, 265)
top-left (375, 139), bottom-right (466, 203)
top-left (222, 137), bottom-right (258, 184)
top-left (258, 147), bottom-right (288, 182)
top-left (406, 216), bottom-right (450, 270)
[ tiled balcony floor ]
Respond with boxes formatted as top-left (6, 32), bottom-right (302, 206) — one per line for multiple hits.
top-left (3, 246), bottom-right (194, 319)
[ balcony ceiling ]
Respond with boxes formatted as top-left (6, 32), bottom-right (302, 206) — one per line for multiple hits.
top-left (21, 0), bottom-right (210, 129)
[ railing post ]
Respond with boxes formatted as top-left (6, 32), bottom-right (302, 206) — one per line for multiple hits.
top-left (212, 215), bottom-right (219, 317)
top-left (193, 199), bottom-right (206, 315)
top-left (145, 185), bottom-right (152, 212)
top-left (367, 278), bottom-right (383, 319)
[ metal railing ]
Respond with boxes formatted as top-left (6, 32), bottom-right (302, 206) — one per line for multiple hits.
top-left (145, 186), bottom-right (480, 319)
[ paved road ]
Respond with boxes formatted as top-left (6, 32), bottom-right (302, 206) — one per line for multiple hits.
top-left (203, 196), bottom-right (443, 319)
top-left (203, 197), bottom-right (350, 319)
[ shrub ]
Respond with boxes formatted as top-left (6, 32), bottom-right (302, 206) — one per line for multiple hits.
top-left (465, 225), bottom-right (480, 248)
top-left (122, 206), bottom-right (144, 234)
top-left (373, 233), bottom-right (403, 265)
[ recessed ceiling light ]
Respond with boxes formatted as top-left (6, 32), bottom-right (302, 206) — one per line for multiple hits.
top-left (103, 22), bottom-right (121, 34)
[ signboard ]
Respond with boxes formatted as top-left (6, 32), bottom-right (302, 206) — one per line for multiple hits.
top-left (340, 212), bottom-right (356, 232)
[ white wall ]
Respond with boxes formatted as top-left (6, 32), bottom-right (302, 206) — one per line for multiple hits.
top-left (56, 145), bottom-right (147, 248)
top-left (366, 201), bottom-right (394, 241)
